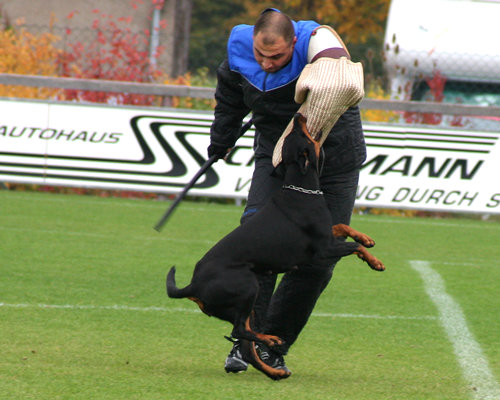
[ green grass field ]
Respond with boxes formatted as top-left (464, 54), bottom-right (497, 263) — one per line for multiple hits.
top-left (1, 190), bottom-right (499, 400)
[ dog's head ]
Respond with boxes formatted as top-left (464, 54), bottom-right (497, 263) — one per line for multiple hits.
top-left (281, 113), bottom-right (321, 175)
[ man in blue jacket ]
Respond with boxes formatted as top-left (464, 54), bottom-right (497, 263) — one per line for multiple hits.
top-left (208, 8), bottom-right (366, 377)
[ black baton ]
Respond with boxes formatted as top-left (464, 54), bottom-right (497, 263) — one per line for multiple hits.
top-left (153, 119), bottom-right (253, 232)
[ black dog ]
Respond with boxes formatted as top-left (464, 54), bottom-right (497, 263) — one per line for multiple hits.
top-left (167, 113), bottom-right (385, 380)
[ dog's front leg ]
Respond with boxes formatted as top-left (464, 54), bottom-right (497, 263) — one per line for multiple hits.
top-left (332, 223), bottom-right (375, 248)
top-left (354, 246), bottom-right (385, 271)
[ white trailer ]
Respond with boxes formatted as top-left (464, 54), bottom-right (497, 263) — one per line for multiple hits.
top-left (384, 0), bottom-right (500, 112)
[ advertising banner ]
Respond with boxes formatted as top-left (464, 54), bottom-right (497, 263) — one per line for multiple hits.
top-left (1, 98), bottom-right (499, 214)
top-left (356, 124), bottom-right (499, 213)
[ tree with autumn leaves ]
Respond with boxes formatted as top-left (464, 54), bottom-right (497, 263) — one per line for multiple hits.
top-left (0, 2), bottom-right (184, 106)
top-left (189, 0), bottom-right (393, 121)
top-left (1, 0), bottom-right (392, 112)
top-left (0, 11), bottom-right (62, 99)
top-left (58, 8), bottom-right (166, 105)
top-left (239, 0), bottom-right (390, 44)
top-left (189, 0), bottom-right (391, 77)
top-left (1, 0), bottom-right (392, 83)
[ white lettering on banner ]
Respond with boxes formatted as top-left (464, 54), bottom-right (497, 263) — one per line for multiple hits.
top-left (0, 99), bottom-right (499, 214)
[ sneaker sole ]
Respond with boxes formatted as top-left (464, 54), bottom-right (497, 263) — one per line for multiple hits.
top-left (224, 359), bottom-right (248, 373)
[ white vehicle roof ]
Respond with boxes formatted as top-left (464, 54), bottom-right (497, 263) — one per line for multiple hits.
top-left (384, 0), bottom-right (500, 83)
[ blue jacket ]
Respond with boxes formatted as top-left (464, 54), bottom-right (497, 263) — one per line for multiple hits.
top-left (210, 18), bottom-right (366, 174)
top-left (228, 20), bottom-right (318, 91)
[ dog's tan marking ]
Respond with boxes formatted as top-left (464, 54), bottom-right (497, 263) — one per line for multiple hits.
top-left (296, 113), bottom-right (321, 161)
top-left (188, 297), bottom-right (211, 315)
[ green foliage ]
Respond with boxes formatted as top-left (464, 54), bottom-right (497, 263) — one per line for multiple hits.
top-left (1, 190), bottom-right (499, 399)
top-left (188, 0), bottom-right (246, 75)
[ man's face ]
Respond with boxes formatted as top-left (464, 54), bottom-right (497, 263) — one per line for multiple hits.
top-left (253, 32), bottom-right (297, 73)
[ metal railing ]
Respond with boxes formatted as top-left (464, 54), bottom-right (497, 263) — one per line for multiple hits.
top-left (1, 73), bottom-right (500, 118)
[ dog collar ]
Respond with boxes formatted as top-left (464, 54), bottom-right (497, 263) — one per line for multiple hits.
top-left (282, 184), bottom-right (323, 195)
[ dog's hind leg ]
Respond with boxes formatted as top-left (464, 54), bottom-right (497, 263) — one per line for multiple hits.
top-left (232, 315), bottom-right (283, 347)
top-left (225, 269), bottom-right (284, 347)
top-left (332, 223), bottom-right (375, 248)
top-left (230, 308), bottom-right (284, 347)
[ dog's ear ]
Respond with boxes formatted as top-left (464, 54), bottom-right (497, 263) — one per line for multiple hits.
top-left (293, 138), bottom-right (311, 175)
top-left (282, 113), bottom-right (317, 174)
top-left (298, 155), bottom-right (309, 175)
top-left (294, 112), bottom-right (321, 163)
top-left (300, 139), bottom-right (321, 175)
top-left (287, 114), bottom-right (312, 175)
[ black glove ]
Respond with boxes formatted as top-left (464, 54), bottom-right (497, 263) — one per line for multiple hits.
top-left (207, 143), bottom-right (229, 160)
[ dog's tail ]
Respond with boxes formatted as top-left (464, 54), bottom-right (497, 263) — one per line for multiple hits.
top-left (166, 266), bottom-right (191, 298)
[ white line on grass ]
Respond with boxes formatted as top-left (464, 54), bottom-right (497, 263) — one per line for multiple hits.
top-left (0, 226), bottom-right (217, 245)
top-left (0, 302), bottom-right (436, 321)
top-left (410, 260), bottom-right (500, 400)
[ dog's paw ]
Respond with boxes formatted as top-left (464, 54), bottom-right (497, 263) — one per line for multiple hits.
top-left (368, 257), bottom-right (385, 271)
top-left (356, 249), bottom-right (385, 271)
top-left (353, 233), bottom-right (375, 248)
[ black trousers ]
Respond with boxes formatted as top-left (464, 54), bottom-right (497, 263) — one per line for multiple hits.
top-left (240, 154), bottom-right (360, 354)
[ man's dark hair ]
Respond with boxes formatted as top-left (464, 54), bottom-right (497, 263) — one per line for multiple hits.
top-left (254, 9), bottom-right (295, 45)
